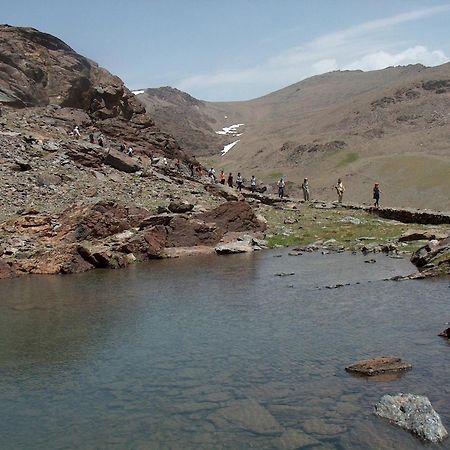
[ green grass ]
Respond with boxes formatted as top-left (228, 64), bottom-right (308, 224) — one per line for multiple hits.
top-left (336, 152), bottom-right (359, 168)
top-left (260, 204), bottom-right (450, 253)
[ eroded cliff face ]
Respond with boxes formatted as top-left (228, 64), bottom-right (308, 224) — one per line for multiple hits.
top-left (0, 24), bottom-right (187, 161)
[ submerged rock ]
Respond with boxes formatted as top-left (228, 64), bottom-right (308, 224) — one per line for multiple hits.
top-left (208, 399), bottom-right (283, 435)
top-left (345, 357), bottom-right (412, 376)
top-left (374, 393), bottom-right (448, 443)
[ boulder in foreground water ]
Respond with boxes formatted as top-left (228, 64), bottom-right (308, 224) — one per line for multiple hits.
top-left (374, 393), bottom-right (448, 443)
top-left (345, 357), bottom-right (412, 376)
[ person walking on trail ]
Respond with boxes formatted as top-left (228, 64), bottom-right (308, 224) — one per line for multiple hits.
top-left (277, 178), bottom-right (286, 199)
top-left (189, 163), bottom-right (195, 177)
top-left (302, 177), bottom-right (310, 201)
top-left (335, 178), bottom-right (345, 203)
top-left (250, 175), bottom-right (257, 193)
top-left (208, 167), bottom-right (216, 182)
top-left (98, 136), bottom-right (104, 147)
top-left (89, 132), bottom-right (95, 144)
top-left (73, 125), bottom-right (81, 139)
top-left (219, 170), bottom-right (226, 185)
top-left (127, 146), bottom-right (134, 157)
top-left (227, 172), bottom-right (234, 188)
top-left (175, 159), bottom-right (181, 172)
top-left (373, 182), bottom-right (381, 208)
top-left (236, 172), bottom-right (243, 191)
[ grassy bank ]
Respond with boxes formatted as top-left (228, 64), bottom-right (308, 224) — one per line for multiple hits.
top-left (259, 202), bottom-right (449, 254)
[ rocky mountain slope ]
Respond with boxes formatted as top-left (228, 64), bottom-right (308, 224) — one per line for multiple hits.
top-left (135, 86), bottom-right (225, 156)
top-left (0, 25), bottom-right (267, 279)
top-left (136, 64), bottom-right (450, 210)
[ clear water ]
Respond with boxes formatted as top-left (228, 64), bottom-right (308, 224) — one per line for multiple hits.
top-left (0, 250), bottom-right (449, 449)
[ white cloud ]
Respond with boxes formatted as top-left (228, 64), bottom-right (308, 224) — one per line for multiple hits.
top-left (177, 5), bottom-right (450, 100)
top-left (344, 46), bottom-right (449, 71)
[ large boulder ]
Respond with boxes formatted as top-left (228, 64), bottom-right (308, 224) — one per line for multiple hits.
top-left (374, 393), bottom-right (448, 443)
top-left (198, 201), bottom-right (266, 233)
top-left (104, 149), bottom-right (140, 173)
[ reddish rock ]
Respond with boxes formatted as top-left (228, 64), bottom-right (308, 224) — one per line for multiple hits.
top-left (0, 260), bottom-right (17, 279)
top-left (198, 201), bottom-right (266, 233)
top-left (345, 357), bottom-right (412, 376)
top-left (166, 217), bottom-right (222, 247)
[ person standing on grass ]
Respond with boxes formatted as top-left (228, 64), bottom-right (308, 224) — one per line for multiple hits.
top-left (373, 182), bottom-right (381, 208)
top-left (335, 178), bottom-right (345, 203)
top-left (277, 178), bottom-right (286, 198)
top-left (302, 177), bottom-right (310, 201)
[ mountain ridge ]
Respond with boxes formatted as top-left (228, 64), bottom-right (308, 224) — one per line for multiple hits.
top-left (136, 62), bottom-right (450, 209)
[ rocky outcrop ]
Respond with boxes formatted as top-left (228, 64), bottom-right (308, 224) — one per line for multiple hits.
top-left (345, 357), bottom-right (412, 376)
top-left (409, 237), bottom-right (450, 277)
top-left (0, 25), bottom-right (191, 163)
top-left (0, 200), bottom-right (266, 278)
top-left (374, 393), bottom-right (448, 443)
top-left (199, 201), bottom-right (266, 233)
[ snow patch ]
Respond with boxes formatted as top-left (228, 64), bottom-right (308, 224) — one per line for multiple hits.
top-left (132, 90), bottom-right (145, 95)
top-left (221, 140), bottom-right (240, 156)
top-left (215, 123), bottom-right (245, 135)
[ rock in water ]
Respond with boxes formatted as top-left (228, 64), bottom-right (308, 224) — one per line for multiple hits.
top-left (374, 393), bottom-right (448, 443)
top-left (345, 357), bottom-right (412, 376)
top-left (208, 399), bottom-right (283, 435)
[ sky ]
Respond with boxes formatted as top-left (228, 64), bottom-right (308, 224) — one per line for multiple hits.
top-left (3, 0), bottom-right (450, 101)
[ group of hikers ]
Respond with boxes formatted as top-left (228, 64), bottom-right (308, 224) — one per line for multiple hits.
top-left (206, 168), bottom-right (258, 193)
top-left (72, 125), bottom-right (382, 207)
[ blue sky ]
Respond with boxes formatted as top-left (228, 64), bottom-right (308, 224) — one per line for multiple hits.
top-left (3, 0), bottom-right (450, 101)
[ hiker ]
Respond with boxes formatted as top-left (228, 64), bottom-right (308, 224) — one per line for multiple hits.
top-left (189, 163), bottom-right (195, 177)
top-left (127, 146), bottom-right (133, 157)
top-left (227, 172), bottom-right (233, 188)
top-left (277, 178), bottom-right (286, 199)
top-left (208, 167), bottom-right (216, 182)
top-left (335, 178), bottom-right (345, 203)
top-left (302, 177), bottom-right (310, 201)
top-left (98, 136), bottom-right (104, 147)
top-left (89, 132), bottom-right (95, 144)
top-left (219, 170), bottom-right (226, 185)
top-left (163, 157), bottom-right (168, 167)
top-left (175, 159), bottom-right (181, 171)
top-left (373, 182), bottom-right (381, 208)
top-left (250, 175), bottom-right (257, 193)
top-left (73, 125), bottom-right (81, 139)
top-left (236, 172), bottom-right (243, 191)
top-left (120, 143), bottom-right (126, 153)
